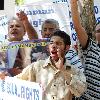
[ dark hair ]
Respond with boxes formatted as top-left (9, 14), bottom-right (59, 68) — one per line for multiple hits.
top-left (50, 30), bottom-right (71, 45)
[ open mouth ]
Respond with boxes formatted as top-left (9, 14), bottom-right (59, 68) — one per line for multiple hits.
top-left (51, 51), bottom-right (57, 56)
top-left (10, 31), bottom-right (18, 37)
top-left (11, 31), bottom-right (18, 34)
top-left (51, 51), bottom-right (57, 54)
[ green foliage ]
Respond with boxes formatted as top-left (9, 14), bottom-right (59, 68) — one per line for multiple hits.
top-left (15, 0), bottom-right (24, 5)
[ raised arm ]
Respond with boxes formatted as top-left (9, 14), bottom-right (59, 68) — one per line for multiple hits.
top-left (70, 0), bottom-right (88, 48)
top-left (17, 11), bottom-right (38, 40)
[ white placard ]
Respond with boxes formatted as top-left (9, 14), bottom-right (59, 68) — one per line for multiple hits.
top-left (0, 77), bottom-right (42, 100)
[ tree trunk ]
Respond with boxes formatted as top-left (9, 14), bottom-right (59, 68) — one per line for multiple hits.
top-left (79, 0), bottom-right (96, 39)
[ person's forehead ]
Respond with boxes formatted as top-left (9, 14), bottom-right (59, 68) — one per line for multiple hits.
top-left (8, 19), bottom-right (22, 25)
top-left (8, 19), bottom-right (25, 29)
top-left (50, 36), bottom-right (63, 42)
top-left (43, 23), bottom-right (57, 28)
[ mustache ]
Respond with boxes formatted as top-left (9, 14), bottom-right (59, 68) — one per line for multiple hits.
top-left (10, 30), bottom-right (18, 34)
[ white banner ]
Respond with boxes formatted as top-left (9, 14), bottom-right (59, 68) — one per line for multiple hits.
top-left (0, 15), bottom-right (8, 41)
top-left (94, 0), bottom-right (100, 23)
top-left (0, 77), bottom-right (42, 100)
top-left (15, 3), bottom-right (73, 42)
top-left (15, 0), bottom-right (100, 45)
top-left (0, 0), bottom-right (100, 44)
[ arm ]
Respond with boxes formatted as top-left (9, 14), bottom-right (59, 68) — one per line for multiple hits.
top-left (20, 47), bottom-right (31, 68)
top-left (69, 67), bottom-right (87, 97)
top-left (15, 63), bottom-right (36, 81)
top-left (17, 11), bottom-right (38, 40)
top-left (71, 0), bottom-right (88, 48)
top-left (55, 49), bottom-right (86, 97)
top-left (63, 64), bottom-right (87, 97)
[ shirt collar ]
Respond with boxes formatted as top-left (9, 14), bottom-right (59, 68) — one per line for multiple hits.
top-left (43, 56), bottom-right (71, 70)
top-left (42, 56), bottom-right (52, 68)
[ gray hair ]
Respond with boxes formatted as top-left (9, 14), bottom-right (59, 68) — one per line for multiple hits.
top-left (7, 17), bottom-right (25, 30)
top-left (42, 19), bottom-right (59, 30)
top-left (8, 17), bottom-right (19, 25)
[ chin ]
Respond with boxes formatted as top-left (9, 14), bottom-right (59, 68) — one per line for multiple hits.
top-left (51, 56), bottom-right (58, 61)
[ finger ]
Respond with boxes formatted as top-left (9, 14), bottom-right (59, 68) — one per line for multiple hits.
top-left (19, 12), bottom-right (27, 20)
top-left (16, 10), bottom-right (23, 16)
top-left (16, 13), bottom-right (20, 17)
top-left (0, 73), bottom-right (6, 80)
top-left (57, 48), bottom-right (62, 58)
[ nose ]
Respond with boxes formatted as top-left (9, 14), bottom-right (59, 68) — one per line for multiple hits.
top-left (52, 43), bottom-right (57, 49)
top-left (12, 25), bottom-right (17, 30)
top-left (45, 29), bottom-right (51, 35)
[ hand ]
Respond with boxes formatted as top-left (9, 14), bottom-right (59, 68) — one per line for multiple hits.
top-left (22, 58), bottom-right (31, 68)
top-left (71, 0), bottom-right (78, 3)
top-left (0, 71), bottom-right (9, 80)
top-left (8, 68), bottom-right (22, 76)
top-left (16, 11), bottom-right (28, 22)
top-left (0, 52), bottom-right (6, 62)
top-left (55, 48), bottom-right (64, 70)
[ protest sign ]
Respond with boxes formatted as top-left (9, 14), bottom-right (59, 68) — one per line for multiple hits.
top-left (15, 3), bottom-right (71, 41)
top-left (0, 0), bottom-right (100, 44)
top-left (15, 0), bottom-right (100, 45)
top-left (0, 39), bottom-right (49, 76)
top-left (0, 15), bottom-right (8, 41)
top-left (0, 77), bottom-right (42, 100)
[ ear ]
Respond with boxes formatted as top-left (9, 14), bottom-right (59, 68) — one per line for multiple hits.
top-left (41, 31), bottom-right (44, 38)
top-left (65, 45), bottom-right (70, 51)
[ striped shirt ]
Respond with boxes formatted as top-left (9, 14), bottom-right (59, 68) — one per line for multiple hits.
top-left (79, 38), bottom-right (100, 100)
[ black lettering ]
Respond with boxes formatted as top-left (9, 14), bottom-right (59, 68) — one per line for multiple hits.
top-left (94, 6), bottom-right (98, 14)
top-left (14, 84), bottom-right (17, 96)
top-left (21, 86), bottom-right (25, 98)
top-left (26, 87), bottom-right (30, 100)
top-left (70, 22), bottom-right (74, 30)
top-left (96, 17), bottom-right (100, 23)
top-left (69, 11), bottom-right (71, 18)
top-left (33, 89), bottom-right (37, 100)
top-left (1, 80), bottom-right (5, 92)
top-left (36, 90), bottom-right (39, 100)
top-left (27, 11), bottom-right (32, 15)
top-left (42, 10), bottom-right (47, 14)
top-left (33, 21), bottom-right (38, 27)
top-left (72, 32), bottom-right (77, 41)
top-left (7, 83), bottom-right (11, 94)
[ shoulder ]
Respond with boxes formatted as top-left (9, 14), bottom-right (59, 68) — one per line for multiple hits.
top-left (81, 38), bottom-right (97, 50)
top-left (32, 59), bottom-right (46, 68)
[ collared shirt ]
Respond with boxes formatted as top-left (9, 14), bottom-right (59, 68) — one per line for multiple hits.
top-left (16, 57), bottom-right (86, 100)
